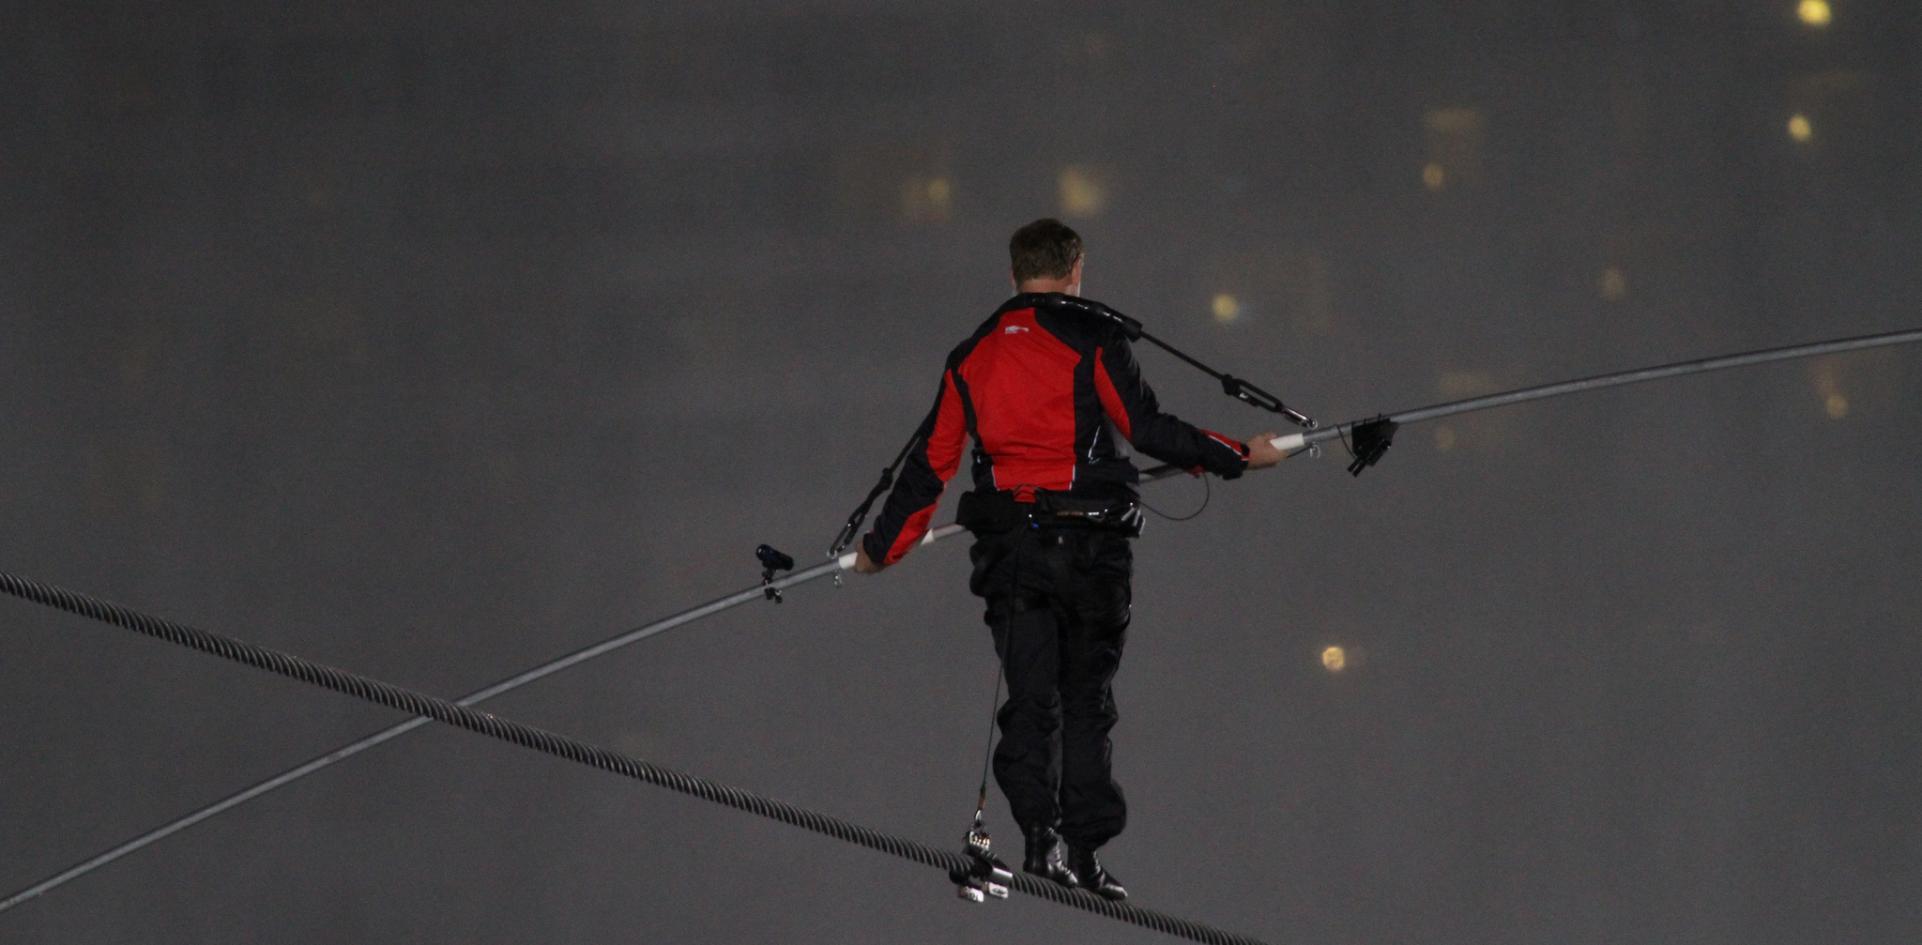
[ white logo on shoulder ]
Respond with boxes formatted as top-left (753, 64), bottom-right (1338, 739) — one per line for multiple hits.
top-left (1004, 325), bottom-right (1030, 334)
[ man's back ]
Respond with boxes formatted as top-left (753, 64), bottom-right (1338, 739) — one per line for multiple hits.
top-left (861, 291), bottom-right (1251, 568)
top-left (949, 294), bottom-right (1145, 496)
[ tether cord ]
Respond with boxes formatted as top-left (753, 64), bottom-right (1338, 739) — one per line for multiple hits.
top-left (970, 670), bottom-right (1003, 828)
top-left (0, 572), bottom-right (1270, 945)
top-left (971, 532), bottom-right (1017, 833)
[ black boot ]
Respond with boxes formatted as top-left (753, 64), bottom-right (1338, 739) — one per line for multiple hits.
top-left (1022, 828), bottom-right (1079, 887)
top-left (1067, 845), bottom-right (1127, 901)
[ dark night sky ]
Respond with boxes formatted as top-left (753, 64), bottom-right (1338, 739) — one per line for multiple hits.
top-left (4, 3), bottom-right (1920, 943)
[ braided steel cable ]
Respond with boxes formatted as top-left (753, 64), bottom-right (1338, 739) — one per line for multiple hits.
top-left (0, 571), bottom-right (1271, 945)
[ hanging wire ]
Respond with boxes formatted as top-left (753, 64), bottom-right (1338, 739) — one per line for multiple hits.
top-left (1141, 473), bottom-right (1211, 522)
top-left (971, 670), bottom-right (1004, 823)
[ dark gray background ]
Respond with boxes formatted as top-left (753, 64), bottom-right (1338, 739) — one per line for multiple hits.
top-left (5, 2), bottom-right (1919, 943)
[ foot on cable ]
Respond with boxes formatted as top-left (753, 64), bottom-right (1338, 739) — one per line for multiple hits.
top-left (1022, 828), bottom-right (1080, 888)
top-left (1067, 844), bottom-right (1127, 901)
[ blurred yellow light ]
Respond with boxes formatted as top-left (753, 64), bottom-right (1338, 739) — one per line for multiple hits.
top-left (1321, 646), bottom-right (1346, 672)
top-left (1437, 370), bottom-right (1496, 398)
top-left (1423, 107), bottom-right (1485, 134)
top-left (1211, 293), bottom-right (1241, 323)
top-left (1421, 163), bottom-right (1446, 191)
top-left (1599, 267), bottom-right (1629, 302)
top-left (900, 174), bottom-right (953, 223)
top-left (1058, 165), bottom-right (1106, 217)
top-left (1787, 113), bottom-right (1814, 142)
top-left (1434, 426), bottom-right (1456, 451)
top-left (1798, 0), bottom-right (1832, 27)
top-left (1825, 392), bottom-right (1849, 419)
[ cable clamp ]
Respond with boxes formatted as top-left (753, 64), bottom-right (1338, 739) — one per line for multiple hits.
top-left (951, 826), bottom-right (1013, 903)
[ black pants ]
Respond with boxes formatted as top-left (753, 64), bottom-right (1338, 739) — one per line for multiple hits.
top-left (969, 525), bottom-right (1133, 850)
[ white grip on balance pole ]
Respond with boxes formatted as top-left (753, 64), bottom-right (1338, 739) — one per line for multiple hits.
top-left (838, 523), bottom-right (964, 571)
top-left (1269, 433), bottom-right (1306, 453)
top-left (835, 528), bottom-right (930, 569)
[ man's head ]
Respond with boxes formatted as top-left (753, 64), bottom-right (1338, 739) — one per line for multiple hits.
top-left (1009, 218), bottom-right (1084, 295)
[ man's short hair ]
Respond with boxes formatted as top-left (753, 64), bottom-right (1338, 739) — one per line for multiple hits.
top-left (1009, 218), bottom-right (1083, 282)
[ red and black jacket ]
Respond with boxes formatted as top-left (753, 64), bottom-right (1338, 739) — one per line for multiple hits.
top-left (861, 293), bottom-right (1250, 566)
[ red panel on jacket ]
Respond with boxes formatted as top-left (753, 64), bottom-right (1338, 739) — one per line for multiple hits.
top-left (957, 307), bottom-right (1081, 491)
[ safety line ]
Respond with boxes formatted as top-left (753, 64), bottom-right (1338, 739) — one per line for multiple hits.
top-left (0, 572), bottom-right (1272, 945)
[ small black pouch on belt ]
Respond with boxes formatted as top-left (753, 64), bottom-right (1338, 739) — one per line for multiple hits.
top-left (956, 490), bottom-right (1023, 534)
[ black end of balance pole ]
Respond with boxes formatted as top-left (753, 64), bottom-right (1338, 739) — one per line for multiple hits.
top-left (1345, 416), bottom-right (1399, 476)
top-left (756, 544), bottom-right (795, 603)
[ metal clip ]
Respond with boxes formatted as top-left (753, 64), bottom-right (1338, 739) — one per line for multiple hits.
top-left (1345, 415), bottom-right (1399, 477)
top-left (756, 544), bottom-right (794, 603)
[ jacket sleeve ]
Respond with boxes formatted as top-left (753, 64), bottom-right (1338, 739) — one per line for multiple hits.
top-left (862, 368), bottom-right (969, 566)
top-left (1091, 334), bottom-right (1249, 478)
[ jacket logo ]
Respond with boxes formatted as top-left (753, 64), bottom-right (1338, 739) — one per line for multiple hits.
top-left (1004, 325), bottom-right (1030, 334)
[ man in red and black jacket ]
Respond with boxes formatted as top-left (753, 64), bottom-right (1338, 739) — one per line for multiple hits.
top-left (853, 219), bottom-right (1286, 899)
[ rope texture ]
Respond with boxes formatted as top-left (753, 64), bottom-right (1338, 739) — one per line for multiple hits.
top-left (0, 571), bottom-right (1269, 945)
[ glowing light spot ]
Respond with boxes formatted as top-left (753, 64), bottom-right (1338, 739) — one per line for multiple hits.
top-left (1321, 646), bottom-right (1347, 672)
top-left (1599, 267), bottom-right (1629, 302)
top-left (1434, 426), bottom-right (1456, 451)
top-left (1437, 371), bottom-right (1496, 398)
top-left (1798, 0), bottom-right (1832, 27)
top-left (1423, 107), bottom-right (1485, 135)
top-left (900, 174), bottom-right (953, 223)
top-left (1787, 113), bottom-right (1814, 142)
top-left (1211, 293), bottom-right (1241, 323)
top-left (1422, 163), bottom-right (1446, 191)
top-left (1058, 165), bottom-right (1106, 217)
top-left (1811, 359), bottom-right (1851, 419)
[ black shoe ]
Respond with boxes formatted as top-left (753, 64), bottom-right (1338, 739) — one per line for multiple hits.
top-left (1067, 845), bottom-right (1127, 901)
top-left (1022, 829), bottom-right (1080, 887)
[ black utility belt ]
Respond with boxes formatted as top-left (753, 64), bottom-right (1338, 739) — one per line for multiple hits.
top-left (956, 489), bottom-right (1142, 537)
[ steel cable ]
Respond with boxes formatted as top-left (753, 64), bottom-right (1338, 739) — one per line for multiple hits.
top-left (0, 571), bottom-right (1271, 945)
